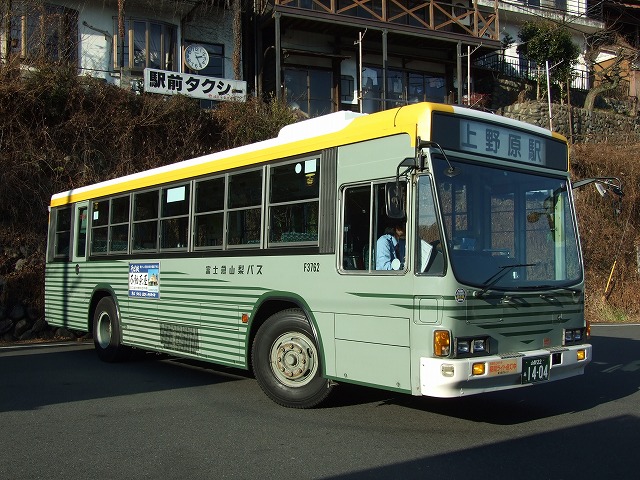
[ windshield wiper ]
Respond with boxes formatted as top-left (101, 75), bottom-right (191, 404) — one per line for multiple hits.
top-left (474, 263), bottom-right (537, 298)
top-left (531, 285), bottom-right (582, 295)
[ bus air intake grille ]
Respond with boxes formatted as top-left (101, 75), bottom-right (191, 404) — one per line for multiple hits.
top-left (499, 352), bottom-right (525, 359)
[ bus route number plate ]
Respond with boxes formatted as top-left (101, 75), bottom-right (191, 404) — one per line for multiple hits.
top-left (521, 356), bottom-right (550, 384)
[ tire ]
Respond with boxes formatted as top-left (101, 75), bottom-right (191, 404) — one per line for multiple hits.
top-left (252, 308), bottom-right (333, 408)
top-left (93, 296), bottom-right (128, 362)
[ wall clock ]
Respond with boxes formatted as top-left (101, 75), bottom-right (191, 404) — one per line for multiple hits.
top-left (184, 44), bottom-right (209, 71)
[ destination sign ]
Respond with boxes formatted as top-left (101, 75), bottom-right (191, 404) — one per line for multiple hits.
top-left (431, 112), bottom-right (568, 171)
top-left (459, 119), bottom-right (546, 165)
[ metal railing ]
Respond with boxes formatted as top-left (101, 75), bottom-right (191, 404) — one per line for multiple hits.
top-left (474, 52), bottom-right (591, 90)
top-left (498, 0), bottom-right (602, 21)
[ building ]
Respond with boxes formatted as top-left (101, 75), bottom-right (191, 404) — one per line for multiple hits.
top-left (475, 1), bottom-right (604, 92)
top-left (253, 1), bottom-right (503, 116)
top-left (1, 0), bottom-right (245, 102)
top-left (4, 1), bottom-right (624, 117)
top-left (591, 1), bottom-right (640, 101)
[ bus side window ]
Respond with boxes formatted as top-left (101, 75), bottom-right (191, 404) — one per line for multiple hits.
top-left (194, 177), bottom-right (225, 248)
top-left (373, 182), bottom-right (406, 272)
top-left (161, 184), bottom-right (190, 250)
top-left (341, 182), bottom-right (407, 273)
top-left (416, 176), bottom-right (444, 275)
top-left (341, 185), bottom-right (371, 270)
top-left (75, 206), bottom-right (87, 258)
top-left (91, 200), bottom-right (109, 254)
top-left (268, 159), bottom-right (320, 245)
top-left (228, 170), bottom-right (262, 247)
top-left (110, 196), bottom-right (130, 253)
top-left (53, 206), bottom-right (72, 259)
top-left (133, 190), bottom-right (160, 251)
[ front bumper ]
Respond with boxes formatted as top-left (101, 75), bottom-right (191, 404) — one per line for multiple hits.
top-left (420, 344), bottom-right (591, 398)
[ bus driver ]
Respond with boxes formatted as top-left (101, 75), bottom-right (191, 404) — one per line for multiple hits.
top-left (376, 221), bottom-right (406, 270)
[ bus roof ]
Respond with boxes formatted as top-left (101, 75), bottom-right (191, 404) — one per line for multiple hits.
top-left (50, 102), bottom-right (565, 207)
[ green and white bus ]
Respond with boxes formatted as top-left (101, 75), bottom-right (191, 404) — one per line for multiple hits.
top-left (45, 102), bottom-right (606, 408)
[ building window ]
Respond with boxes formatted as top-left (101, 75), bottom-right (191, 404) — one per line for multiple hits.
top-left (284, 67), bottom-right (334, 117)
top-left (10, 3), bottom-right (78, 64)
top-left (184, 43), bottom-right (224, 77)
top-left (341, 75), bottom-right (355, 103)
top-left (408, 72), bottom-right (446, 103)
top-left (361, 67), bottom-right (445, 113)
top-left (114, 18), bottom-right (177, 71)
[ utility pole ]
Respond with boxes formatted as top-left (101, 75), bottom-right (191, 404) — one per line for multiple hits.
top-left (546, 60), bottom-right (552, 131)
top-left (118, 0), bottom-right (125, 81)
top-left (456, 42), bottom-right (462, 104)
top-left (458, 44), bottom-right (482, 106)
top-left (4, 0), bottom-right (12, 63)
top-left (355, 30), bottom-right (366, 113)
top-left (545, 59), bottom-right (563, 131)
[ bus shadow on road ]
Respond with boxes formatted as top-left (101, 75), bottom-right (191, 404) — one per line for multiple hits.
top-left (324, 333), bottom-right (640, 423)
top-left (323, 414), bottom-right (640, 480)
top-left (2, 331), bottom-right (637, 418)
top-left (0, 344), bottom-right (251, 413)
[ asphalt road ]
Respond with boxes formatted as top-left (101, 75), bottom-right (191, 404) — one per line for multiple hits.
top-left (1, 324), bottom-right (638, 480)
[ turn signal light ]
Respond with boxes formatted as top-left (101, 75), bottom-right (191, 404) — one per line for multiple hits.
top-left (472, 362), bottom-right (486, 376)
top-left (577, 349), bottom-right (586, 361)
top-left (434, 330), bottom-right (451, 357)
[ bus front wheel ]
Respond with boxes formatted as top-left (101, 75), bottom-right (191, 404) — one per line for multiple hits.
top-left (93, 296), bottom-right (128, 362)
top-left (252, 309), bottom-right (333, 408)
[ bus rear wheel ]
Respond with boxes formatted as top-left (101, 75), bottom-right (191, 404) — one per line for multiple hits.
top-left (252, 309), bottom-right (333, 408)
top-left (93, 296), bottom-right (128, 362)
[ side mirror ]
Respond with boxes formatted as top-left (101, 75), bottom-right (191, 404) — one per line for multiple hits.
top-left (572, 177), bottom-right (624, 216)
top-left (385, 182), bottom-right (405, 219)
top-left (572, 177), bottom-right (624, 199)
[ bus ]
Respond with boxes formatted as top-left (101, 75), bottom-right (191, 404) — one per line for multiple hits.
top-left (45, 102), bottom-right (614, 408)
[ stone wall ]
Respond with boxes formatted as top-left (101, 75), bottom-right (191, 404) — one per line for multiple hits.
top-left (0, 245), bottom-right (80, 343)
top-left (498, 101), bottom-right (640, 144)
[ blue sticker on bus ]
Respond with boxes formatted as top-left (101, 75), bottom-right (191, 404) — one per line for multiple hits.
top-left (129, 262), bottom-right (160, 299)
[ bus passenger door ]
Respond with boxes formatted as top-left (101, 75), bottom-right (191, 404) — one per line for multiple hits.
top-left (68, 201), bottom-right (89, 325)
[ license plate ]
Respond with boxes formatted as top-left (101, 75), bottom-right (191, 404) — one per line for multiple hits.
top-left (521, 356), bottom-right (550, 384)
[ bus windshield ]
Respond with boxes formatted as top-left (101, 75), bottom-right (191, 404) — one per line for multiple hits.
top-left (432, 157), bottom-right (582, 291)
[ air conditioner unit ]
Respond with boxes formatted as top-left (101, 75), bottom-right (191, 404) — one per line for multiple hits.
top-left (452, 0), bottom-right (472, 27)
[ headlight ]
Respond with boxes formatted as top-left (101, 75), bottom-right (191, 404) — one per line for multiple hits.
top-left (457, 340), bottom-right (470, 355)
top-left (453, 336), bottom-right (490, 358)
top-left (472, 339), bottom-right (486, 353)
top-left (563, 328), bottom-right (586, 345)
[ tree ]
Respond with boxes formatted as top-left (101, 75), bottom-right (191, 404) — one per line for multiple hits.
top-left (583, 30), bottom-right (638, 112)
top-left (231, 0), bottom-right (242, 80)
top-left (517, 21), bottom-right (580, 102)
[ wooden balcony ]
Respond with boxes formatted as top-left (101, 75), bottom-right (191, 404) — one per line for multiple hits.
top-left (272, 0), bottom-right (499, 41)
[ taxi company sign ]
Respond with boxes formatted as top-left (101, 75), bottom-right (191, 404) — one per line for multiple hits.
top-left (143, 68), bottom-right (247, 102)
